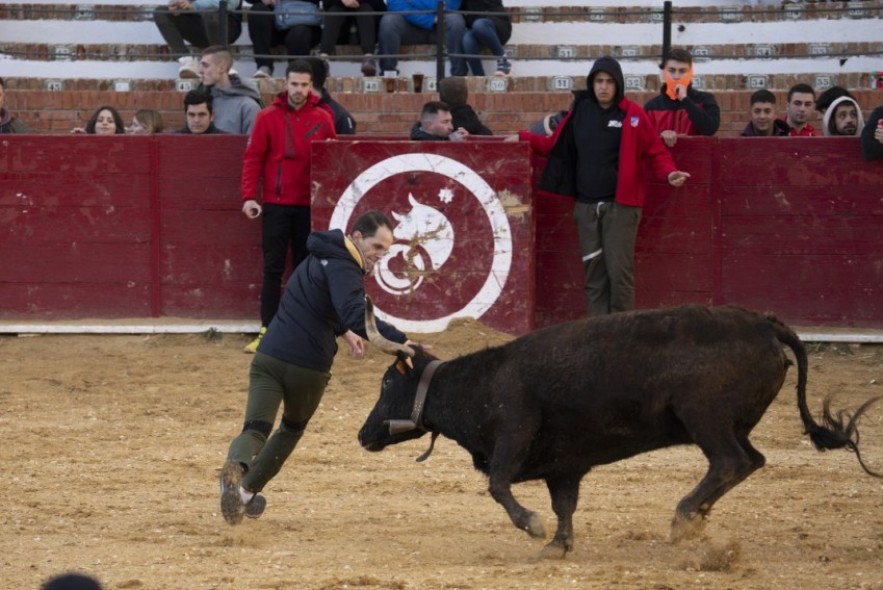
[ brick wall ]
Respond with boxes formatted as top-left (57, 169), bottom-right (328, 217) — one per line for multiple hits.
top-left (4, 79), bottom-right (881, 137)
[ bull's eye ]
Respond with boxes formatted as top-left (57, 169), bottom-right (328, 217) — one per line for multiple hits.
top-left (382, 377), bottom-right (392, 391)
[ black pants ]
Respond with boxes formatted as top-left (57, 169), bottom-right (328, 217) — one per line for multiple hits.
top-left (319, 0), bottom-right (379, 56)
top-left (248, 2), bottom-right (321, 71)
top-left (260, 204), bottom-right (311, 327)
top-left (154, 6), bottom-right (242, 56)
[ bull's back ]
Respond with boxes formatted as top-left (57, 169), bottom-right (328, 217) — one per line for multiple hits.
top-left (491, 306), bottom-right (792, 475)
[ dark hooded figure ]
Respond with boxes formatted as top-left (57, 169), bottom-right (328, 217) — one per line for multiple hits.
top-left (518, 56), bottom-right (690, 317)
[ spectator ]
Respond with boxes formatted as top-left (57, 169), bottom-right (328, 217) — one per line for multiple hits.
top-left (127, 109), bottom-right (165, 134)
top-left (644, 47), bottom-right (720, 148)
top-left (42, 572), bottom-right (103, 590)
top-left (319, 0), bottom-right (386, 76)
top-left (198, 45), bottom-right (262, 134)
top-left (72, 106), bottom-right (125, 135)
top-left (516, 56), bottom-right (690, 317)
top-left (248, 0), bottom-right (321, 79)
top-left (0, 77), bottom-right (30, 133)
top-left (153, 0), bottom-right (243, 79)
top-left (240, 60), bottom-right (337, 353)
top-left (219, 210), bottom-right (410, 525)
top-left (305, 56), bottom-right (356, 134)
top-left (783, 83), bottom-right (818, 136)
top-left (860, 105), bottom-right (883, 160)
top-left (410, 100), bottom-right (469, 141)
top-left (461, 0), bottom-right (512, 76)
top-left (378, 0), bottom-right (467, 76)
top-left (438, 76), bottom-right (492, 135)
top-left (176, 90), bottom-right (225, 134)
top-left (741, 89), bottom-right (789, 137)
top-left (822, 95), bottom-right (864, 137)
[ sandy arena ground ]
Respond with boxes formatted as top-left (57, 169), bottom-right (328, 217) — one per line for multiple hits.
top-left (2, 322), bottom-right (882, 590)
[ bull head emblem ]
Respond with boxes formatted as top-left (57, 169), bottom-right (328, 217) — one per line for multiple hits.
top-left (375, 193), bottom-right (455, 295)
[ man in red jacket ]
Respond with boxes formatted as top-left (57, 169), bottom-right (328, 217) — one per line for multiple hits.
top-left (241, 59), bottom-right (337, 353)
top-left (517, 56), bottom-right (690, 317)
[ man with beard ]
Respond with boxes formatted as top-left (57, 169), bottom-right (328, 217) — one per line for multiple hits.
top-left (241, 59), bottom-right (337, 353)
top-left (823, 96), bottom-right (865, 136)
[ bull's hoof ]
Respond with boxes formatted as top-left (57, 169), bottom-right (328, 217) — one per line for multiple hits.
top-left (538, 542), bottom-right (569, 560)
top-left (523, 512), bottom-right (546, 539)
top-left (670, 513), bottom-right (706, 543)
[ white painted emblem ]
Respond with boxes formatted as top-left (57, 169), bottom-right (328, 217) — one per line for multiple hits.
top-left (329, 153), bottom-right (513, 332)
top-left (377, 193), bottom-right (455, 295)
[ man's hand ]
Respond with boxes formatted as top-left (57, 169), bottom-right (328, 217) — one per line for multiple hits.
top-left (342, 330), bottom-right (365, 359)
top-left (242, 199), bottom-right (262, 219)
top-left (449, 127), bottom-right (470, 141)
top-left (667, 170), bottom-right (690, 187)
top-left (502, 134), bottom-right (520, 142)
top-left (875, 122), bottom-right (883, 145)
top-left (660, 130), bottom-right (678, 148)
top-left (674, 84), bottom-right (688, 101)
top-left (261, 0), bottom-right (276, 6)
top-left (342, 0), bottom-right (360, 7)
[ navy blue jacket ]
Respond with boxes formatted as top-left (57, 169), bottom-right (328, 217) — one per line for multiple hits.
top-left (258, 229), bottom-right (407, 372)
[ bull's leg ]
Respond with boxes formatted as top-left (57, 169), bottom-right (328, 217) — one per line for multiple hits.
top-left (539, 473), bottom-right (583, 559)
top-left (671, 431), bottom-right (764, 543)
top-left (487, 432), bottom-right (545, 539)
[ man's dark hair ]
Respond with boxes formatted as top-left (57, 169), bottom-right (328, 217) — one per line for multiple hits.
top-left (286, 59), bottom-right (314, 81)
top-left (750, 89), bottom-right (776, 106)
top-left (303, 57), bottom-right (328, 90)
top-left (0, 76), bottom-right (5, 89)
top-left (183, 90), bottom-right (212, 114)
top-left (665, 47), bottom-right (693, 66)
top-left (420, 101), bottom-right (451, 121)
top-left (787, 83), bottom-right (815, 102)
top-left (85, 105), bottom-right (125, 134)
top-left (352, 210), bottom-right (393, 238)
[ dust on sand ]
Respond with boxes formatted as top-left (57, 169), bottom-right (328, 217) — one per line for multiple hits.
top-left (2, 322), bottom-right (881, 590)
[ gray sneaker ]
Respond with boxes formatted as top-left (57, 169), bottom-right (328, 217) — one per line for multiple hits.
top-left (244, 493), bottom-right (266, 519)
top-left (219, 461), bottom-right (245, 525)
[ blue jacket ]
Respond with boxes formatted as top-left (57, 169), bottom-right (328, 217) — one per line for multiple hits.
top-left (387, 0), bottom-right (462, 30)
top-left (258, 229), bottom-right (407, 372)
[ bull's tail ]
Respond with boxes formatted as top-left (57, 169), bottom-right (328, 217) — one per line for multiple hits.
top-left (769, 316), bottom-right (882, 478)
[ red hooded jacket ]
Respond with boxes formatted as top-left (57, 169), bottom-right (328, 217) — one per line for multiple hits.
top-left (241, 91), bottom-right (336, 207)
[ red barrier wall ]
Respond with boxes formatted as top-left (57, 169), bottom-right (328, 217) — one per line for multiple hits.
top-left (1, 135), bottom-right (881, 333)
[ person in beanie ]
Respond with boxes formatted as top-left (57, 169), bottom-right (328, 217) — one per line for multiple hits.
top-left (438, 76), bottom-right (492, 135)
top-left (644, 47), bottom-right (720, 148)
top-left (516, 56), bottom-right (690, 316)
top-left (219, 210), bottom-right (411, 525)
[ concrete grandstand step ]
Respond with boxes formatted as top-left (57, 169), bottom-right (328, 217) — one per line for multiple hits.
top-left (1, 0), bottom-right (881, 81)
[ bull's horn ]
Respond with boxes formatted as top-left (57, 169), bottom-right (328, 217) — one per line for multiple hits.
top-left (365, 296), bottom-right (415, 357)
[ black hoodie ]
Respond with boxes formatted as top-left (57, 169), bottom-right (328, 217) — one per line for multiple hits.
top-left (258, 229), bottom-right (407, 372)
top-left (556, 56), bottom-right (627, 202)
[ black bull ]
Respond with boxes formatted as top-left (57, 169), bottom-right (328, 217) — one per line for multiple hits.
top-left (358, 302), bottom-right (880, 558)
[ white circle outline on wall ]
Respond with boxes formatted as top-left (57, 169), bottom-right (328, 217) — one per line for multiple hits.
top-left (329, 152), bottom-right (512, 333)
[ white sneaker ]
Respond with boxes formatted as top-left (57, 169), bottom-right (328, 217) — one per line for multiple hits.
top-left (177, 56), bottom-right (199, 79)
top-left (253, 66), bottom-right (272, 79)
